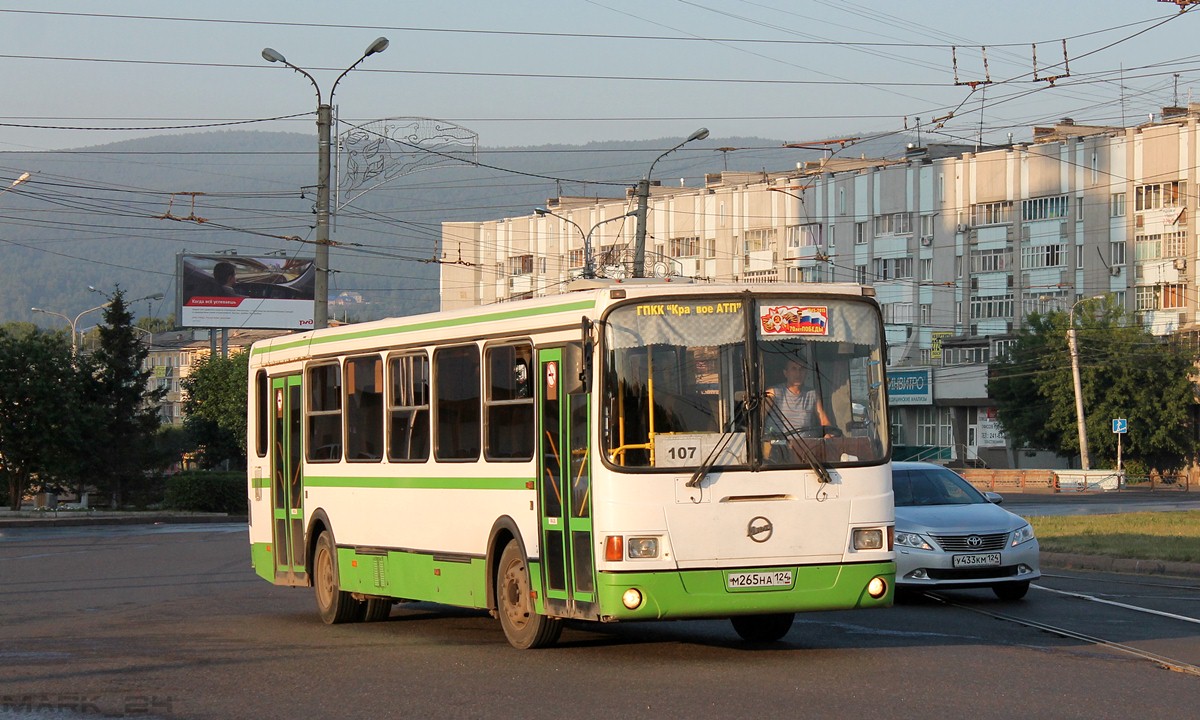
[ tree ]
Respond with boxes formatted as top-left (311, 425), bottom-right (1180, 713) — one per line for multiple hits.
top-left (989, 298), bottom-right (1197, 475)
top-left (0, 326), bottom-right (92, 510)
top-left (182, 350), bottom-right (249, 469)
top-left (85, 288), bottom-right (167, 506)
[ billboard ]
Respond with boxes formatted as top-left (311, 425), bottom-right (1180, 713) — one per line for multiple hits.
top-left (177, 254), bottom-right (315, 330)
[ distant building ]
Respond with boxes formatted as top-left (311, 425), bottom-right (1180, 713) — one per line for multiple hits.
top-left (142, 328), bottom-right (291, 424)
top-left (441, 107), bottom-right (1200, 468)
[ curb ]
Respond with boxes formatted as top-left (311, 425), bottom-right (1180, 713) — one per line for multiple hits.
top-left (0, 513), bottom-right (242, 529)
top-left (1041, 551), bottom-right (1200, 579)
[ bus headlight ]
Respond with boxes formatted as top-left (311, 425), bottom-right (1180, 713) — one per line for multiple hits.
top-left (626, 537), bottom-right (660, 559)
top-left (852, 528), bottom-right (884, 550)
top-left (621, 588), bottom-right (643, 609)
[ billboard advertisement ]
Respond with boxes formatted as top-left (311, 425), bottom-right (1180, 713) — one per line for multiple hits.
top-left (886, 368), bottom-right (933, 406)
top-left (177, 254), bottom-right (315, 330)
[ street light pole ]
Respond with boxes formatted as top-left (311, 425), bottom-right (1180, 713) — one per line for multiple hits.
top-left (535, 208), bottom-right (637, 279)
top-left (1067, 295), bottom-right (1103, 471)
top-left (632, 128), bottom-right (709, 278)
top-left (2, 171), bottom-right (30, 196)
top-left (262, 37), bottom-right (390, 329)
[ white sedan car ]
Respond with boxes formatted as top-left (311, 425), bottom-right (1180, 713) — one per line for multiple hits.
top-left (892, 462), bottom-right (1040, 600)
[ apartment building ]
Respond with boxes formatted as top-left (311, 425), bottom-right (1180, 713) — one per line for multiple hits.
top-left (440, 107), bottom-right (1200, 468)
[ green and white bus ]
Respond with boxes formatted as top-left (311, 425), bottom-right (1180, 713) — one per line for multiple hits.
top-left (247, 280), bottom-right (894, 648)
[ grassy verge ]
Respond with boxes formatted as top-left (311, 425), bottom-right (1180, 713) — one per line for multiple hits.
top-left (1027, 511), bottom-right (1200, 564)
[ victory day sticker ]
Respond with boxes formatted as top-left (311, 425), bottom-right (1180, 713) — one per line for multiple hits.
top-left (760, 305), bottom-right (829, 336)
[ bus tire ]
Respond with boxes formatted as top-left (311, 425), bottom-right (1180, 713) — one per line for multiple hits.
top-left (730, 613), bottom-right (794, 643)
top-left (362, 598), bottom-right (392, 622)
top-left (314, 531), bottom-right (359, 624)
top-left (496, 539), bottom-right (562, 649)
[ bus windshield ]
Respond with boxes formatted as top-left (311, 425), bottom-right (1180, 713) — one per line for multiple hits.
top-left (602, 294), bottom-right (887, 470)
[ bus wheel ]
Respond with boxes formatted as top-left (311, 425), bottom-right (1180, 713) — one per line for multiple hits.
top-left (362, 598), bottom-right (392, 622)
top-left (730, 613), bottom-right (795, 643)
top-left (496, 540), bottom-right (562, 649)
top-left (314, 531), bottom-right (359, 624)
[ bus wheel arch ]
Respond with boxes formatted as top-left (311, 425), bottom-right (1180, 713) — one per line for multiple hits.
top-left (304, 509), bottom-right (334, 584)
top-left (485, 516), bottom-right (525, 614)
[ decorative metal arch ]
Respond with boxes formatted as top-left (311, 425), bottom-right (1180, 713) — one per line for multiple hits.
top-left (336, 117), bottom-right (479, 210)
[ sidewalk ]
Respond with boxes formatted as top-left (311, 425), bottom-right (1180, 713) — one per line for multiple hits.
top-left (0, 508), bottom-right (239, 528)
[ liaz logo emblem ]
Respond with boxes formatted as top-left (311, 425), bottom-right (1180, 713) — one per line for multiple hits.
top-left (747, 516), bottom-right (774, 543)
top-left (966, 535), bottom-right (983, 548)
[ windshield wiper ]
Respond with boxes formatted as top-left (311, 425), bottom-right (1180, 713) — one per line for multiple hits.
top-left (685, 395), bottom-right (748, 488)
top-left (762, 397), bottom-right (833, 484)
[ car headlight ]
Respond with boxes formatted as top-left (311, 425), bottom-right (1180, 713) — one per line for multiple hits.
top-left (894, 531), bottom-right (933, 550)
top-left (1010, 523), bottom-right (1035, 547)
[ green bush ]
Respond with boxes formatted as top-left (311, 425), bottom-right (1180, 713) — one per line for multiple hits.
top-left (164, 471), bottom-right (247, 514)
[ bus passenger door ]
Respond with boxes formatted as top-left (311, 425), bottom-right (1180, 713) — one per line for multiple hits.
top-left (537, 347), bottom-right (597, 619)
top-left (271, 375), bottom-right (307, 585)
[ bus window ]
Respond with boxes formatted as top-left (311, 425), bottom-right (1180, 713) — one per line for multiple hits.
top-left (255, 370), bottom-right (268, 458)
top-left (387, 352), bottom-right (430, 462)
top-left (484, 342), bottom-right (534, 461)
top-left (434, 345), bottom-right (481, 461)
top-left (307, 363), bottom-right (342, 462)
top-left (345, 355), bottom-right (383, 462)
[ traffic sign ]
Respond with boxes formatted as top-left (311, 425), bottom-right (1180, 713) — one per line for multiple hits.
top-left (1112, 418), bottom-right (1128, 434)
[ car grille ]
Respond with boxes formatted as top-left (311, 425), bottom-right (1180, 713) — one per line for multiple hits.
top-left (927, 566), bottom-right (1019, 580)
top-left (929, 532), bottom-right (1008, 552)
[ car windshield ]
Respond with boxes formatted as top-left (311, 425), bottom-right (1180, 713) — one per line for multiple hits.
top-left (892, 467), bottom-right (987, 507)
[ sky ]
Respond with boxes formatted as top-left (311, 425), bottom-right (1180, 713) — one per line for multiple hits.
top-left (2, 1), bottom-right (1200, 154)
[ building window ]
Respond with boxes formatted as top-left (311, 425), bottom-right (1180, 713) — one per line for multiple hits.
top-left (920, 258), bottom-right (933, 281)
top-left (1161, 284), bottom-right (1187, 309)
top-left (920, 214), bottom-right (935, 238)
top-left (916, 406), bottom-right (938, 446)
top-left (784, 224), bottom-right (821, 254)
top-left (871, 256), bottom-right (914, 281)
top-left (873, 212), bottom-right (912, 236)
top-left (1135, 181), bottom-right (1186, 211)
top-left (1135, 286), bottom-right (1157, 311)
top-left (827, 225), bottom-right (836, 251)
top-left (971, 201), bottom-right (1012, 226)
top-left (970, 248), bottom-right (1011, 273)
top-left (1021, 195), bottom-right (1069, 222)
top-left (882, 302), bottom-right (913, 324)
top-left (855, 222), bottom-right (867, 245)
top-left (670, 236), bottom-right (700, 257)
top-left (1135, 234), bottom-right (1162, 261)
top-left (970, 294), bottom-right (1013, 320)
top-left (1111, 193), bottom-right (1126, 217)
top-left (507, 254), bottom-right (533, 275)
top-left (1165, 230), bottom-right (1187, 258)
top-left (1021, 243), bottom-right (1066, 269)
top-left (855, 264), bottom-right (868, 284)
top-left (1110, 240), bottom-right (1126, 267)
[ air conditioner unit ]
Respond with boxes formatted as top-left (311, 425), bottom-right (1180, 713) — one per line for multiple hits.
top-left (1174, 258), bottom-right (1187, 271)
top-left (956, 223), bottom-right (969, 233)
top-left (1109, 266), bottom-right (1122, 277)
top-left (920, 235), bottom-right (933, 246)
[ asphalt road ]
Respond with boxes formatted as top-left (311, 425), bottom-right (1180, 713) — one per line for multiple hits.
top-left (1, 522), bottom-right (1198, 720)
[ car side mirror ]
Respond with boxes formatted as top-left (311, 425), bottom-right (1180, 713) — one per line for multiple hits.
top-left (984, 491), bottom-right (1003, 504)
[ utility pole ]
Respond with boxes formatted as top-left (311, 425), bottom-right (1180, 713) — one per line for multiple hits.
top-left (632, 128), bottom-right (708, 277)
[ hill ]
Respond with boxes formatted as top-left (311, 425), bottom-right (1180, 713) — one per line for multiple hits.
top-left (0, 129), bottom-right (908, 326)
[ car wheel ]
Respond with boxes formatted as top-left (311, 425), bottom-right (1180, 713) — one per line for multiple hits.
top-left (730, 613), bottom-right (795, 642)
top-left (992, 580), bottom-right (1030, 601)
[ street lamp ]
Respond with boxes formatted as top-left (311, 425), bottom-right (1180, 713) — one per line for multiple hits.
top-left (32, 303), bottom-right (107, 354)
top-left (2, 171), bottom-right (30, 196)
top-left (535, 208), bottom-right (637, 279)
top-left (261, 37), bottom-right (390, 329)
top-left (1067, 294), bottom-right (1104, 471)
top-left (632, 128), bottom-right (709, 278)
top-left (33, 292), bottom-right (164, 354)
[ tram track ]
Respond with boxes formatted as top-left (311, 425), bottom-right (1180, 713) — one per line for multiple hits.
top-left (921, 588), bottom-right (1200, 677)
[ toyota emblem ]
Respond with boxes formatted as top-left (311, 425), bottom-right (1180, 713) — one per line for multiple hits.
top-left (966, 535), bottom-right (983, 548)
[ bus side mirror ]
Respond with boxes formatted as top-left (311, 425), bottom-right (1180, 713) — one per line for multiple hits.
top-left (578, 317), bottom-right (594, 394)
